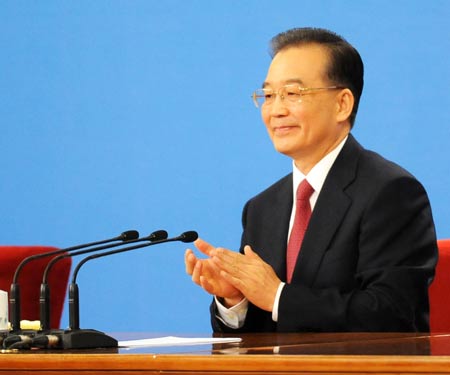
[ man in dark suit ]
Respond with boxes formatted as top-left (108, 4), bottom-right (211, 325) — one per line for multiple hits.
top-left (185, 27), bottom-right (437, 332)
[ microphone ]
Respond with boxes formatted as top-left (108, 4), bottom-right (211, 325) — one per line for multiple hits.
top-left (72, 230), bottom-right (198, 290)
top-left (71, 230), bottom-right (197, 287)
top-left (60, 230), bottom-right (198, 349)
top-left (9, 230), bottom-right (139, 332)
top-left (39, 231), bottom-right (165, 332)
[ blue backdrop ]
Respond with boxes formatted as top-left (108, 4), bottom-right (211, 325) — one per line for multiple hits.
top-left (1, 1), bottom-right (449, 333)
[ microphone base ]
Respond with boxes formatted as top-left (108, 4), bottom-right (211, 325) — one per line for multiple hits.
top-left (59, 329), bottom-right (118, 349)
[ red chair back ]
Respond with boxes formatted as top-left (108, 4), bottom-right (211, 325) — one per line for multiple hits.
top-left (0, 246), bottom-right (71, 329)
top-left (429, 239), bottom-right (450, 333)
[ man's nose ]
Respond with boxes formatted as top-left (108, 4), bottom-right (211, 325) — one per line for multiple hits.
top-left (269, 94), bottom-right (289, 116)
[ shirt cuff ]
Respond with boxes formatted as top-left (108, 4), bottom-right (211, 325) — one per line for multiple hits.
top-left (214, 296), bottom-right (249, 329)
top-left (272, 282), bottom-right (285, 322)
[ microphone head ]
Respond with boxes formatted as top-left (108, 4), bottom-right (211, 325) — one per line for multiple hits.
top-left (120, 230), bottom-right (139, 241)
top-left (179, 231), bottom-right (198, 243)
top-left (149, 230), bottom-right (168, 241)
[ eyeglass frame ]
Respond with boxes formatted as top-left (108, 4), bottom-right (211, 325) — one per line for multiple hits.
top-left (251, 84), bottom-right (345, 108)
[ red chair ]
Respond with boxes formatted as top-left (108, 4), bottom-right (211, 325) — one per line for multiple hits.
top-left (429, 239), bottom-right (450, 333)
top-left (0, 246), bottom-right (71, 329)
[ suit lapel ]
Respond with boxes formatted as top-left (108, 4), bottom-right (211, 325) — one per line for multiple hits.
top-left (264, 174), bottom-right (293, 280)
top-left (293, 135), bottom-right (362, 284)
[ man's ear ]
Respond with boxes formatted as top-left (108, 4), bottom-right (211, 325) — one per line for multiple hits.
top-left (335, 88), bottom-right (354, 123)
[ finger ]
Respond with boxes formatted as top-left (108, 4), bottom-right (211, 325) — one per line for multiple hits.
top-left (220, 269), bottom-right (245, 291)
top-left (185, 249), bottom-right (197, 275)
top-left (243, 245), bottom-right (260, 259)
top-left (198, 262), bottom-right (223, 296)
top-left (194, 238), bottom-right (216, 257)
top-left (212, 248), bottom-right (246, 275)
top-left (212, 257), bottom-right (242, 281)
top-left (191, 260), bottom-right (203, 286)
top-left (199, 275), bottom-right (216, 296)
top-left (213, 247), bottom-right (242, 264)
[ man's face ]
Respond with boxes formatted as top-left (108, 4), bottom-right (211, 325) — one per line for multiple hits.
top-left (261, 44), bottom-right (350, 172)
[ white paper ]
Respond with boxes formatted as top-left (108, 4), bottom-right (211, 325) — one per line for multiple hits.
top-left (118, 335), bottom-right (241, 348)
top-left (0, 290), bottom-right (8, 331)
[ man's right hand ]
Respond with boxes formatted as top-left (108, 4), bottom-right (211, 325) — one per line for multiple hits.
top-left (185, 238), bottom-right (244, 306)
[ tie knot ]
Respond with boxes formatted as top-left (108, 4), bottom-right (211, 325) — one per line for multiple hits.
top-left (296, 179), bottom-right (314, 202)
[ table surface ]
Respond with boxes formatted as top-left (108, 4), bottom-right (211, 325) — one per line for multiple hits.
top-left (1, 331), bottom-right (450, 374)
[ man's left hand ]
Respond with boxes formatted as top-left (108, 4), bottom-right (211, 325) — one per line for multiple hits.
top-left (211, 245), bottom-right (281, 312)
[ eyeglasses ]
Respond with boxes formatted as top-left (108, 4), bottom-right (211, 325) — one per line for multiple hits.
top-left (251, 84), bottom-right (344, 108)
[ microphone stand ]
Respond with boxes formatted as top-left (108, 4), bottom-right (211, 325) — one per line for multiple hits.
top-left (35, 231), bottom-right (167, 349)
top-left (59, 231), bottom-right (197, 349)
top-left (9, 230), bottom-right (138, 333)
top-left (39, 231), bottom-right (157, 332)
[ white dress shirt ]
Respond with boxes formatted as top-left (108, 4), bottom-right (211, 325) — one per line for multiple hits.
top-left (216, 136), bottom-right (348, 328)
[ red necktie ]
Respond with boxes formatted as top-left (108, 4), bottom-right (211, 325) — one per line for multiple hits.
top-left (286, 179), bottom-right (314, 283)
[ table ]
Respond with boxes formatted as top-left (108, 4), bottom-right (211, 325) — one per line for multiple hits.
top-left (1, 332), bottom-right (450, 374)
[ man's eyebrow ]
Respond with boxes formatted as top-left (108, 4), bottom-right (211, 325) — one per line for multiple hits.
top-left (262, 78), bottom-right (305, 88)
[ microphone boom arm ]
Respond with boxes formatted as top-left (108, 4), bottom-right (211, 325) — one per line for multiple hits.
top-left (69, 231), bottom-right (198, 331)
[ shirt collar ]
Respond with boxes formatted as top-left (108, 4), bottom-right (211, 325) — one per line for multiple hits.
top-left (292, 135), bottom-right (348, 197)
